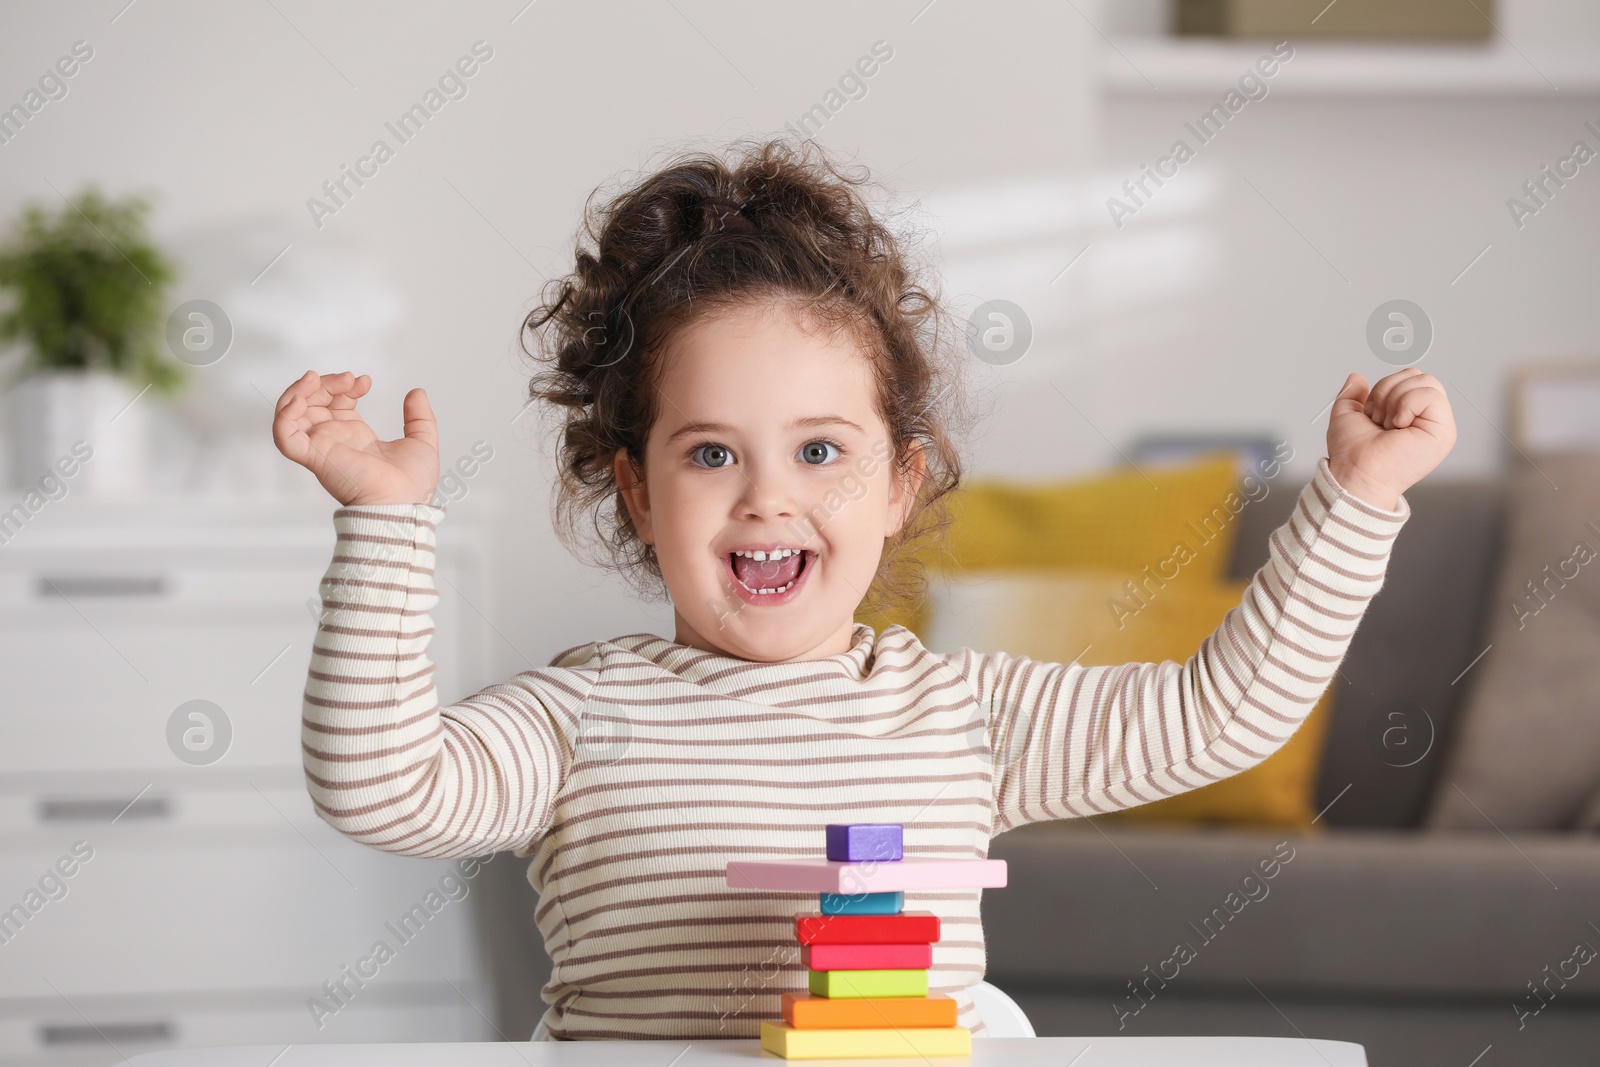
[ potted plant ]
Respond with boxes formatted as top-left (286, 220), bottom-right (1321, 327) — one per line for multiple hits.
top-left (0, 186), bottom-right (179, 496)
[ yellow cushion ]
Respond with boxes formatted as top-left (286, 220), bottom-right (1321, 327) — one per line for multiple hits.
top-left (857, 454), bottom-right (1246, 638)
top-left (858, 454), bottom-right (1333, 831)
top-left (924, 570), bottom-right (1332, 830)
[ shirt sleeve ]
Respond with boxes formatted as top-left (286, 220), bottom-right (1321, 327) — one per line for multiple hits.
top-left (935, 458), bottom-right (1410, 833)
top-left (300, 503), bottom-right (597, 859)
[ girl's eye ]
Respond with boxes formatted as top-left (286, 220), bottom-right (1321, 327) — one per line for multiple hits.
top-left (690, 443), bottom-right (733, 468)
top-left (799, 439), bottom-right (841, 465)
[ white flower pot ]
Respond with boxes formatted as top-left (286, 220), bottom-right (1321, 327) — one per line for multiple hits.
top-left (8, 371), bottom-right (149, 497)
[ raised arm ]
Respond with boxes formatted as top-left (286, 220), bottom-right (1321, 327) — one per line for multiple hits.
top-left (946, 370), bottom-right (1454, 831)
top-left (272, 370), bottom-right (593, 858)
top-left (301, 503), bottom-right (594, 858)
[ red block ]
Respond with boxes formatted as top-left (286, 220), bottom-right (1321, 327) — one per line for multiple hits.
top-left (795, 911), bottom-right (940, 945)
top-left (801, 942), bottom-right (934, 971)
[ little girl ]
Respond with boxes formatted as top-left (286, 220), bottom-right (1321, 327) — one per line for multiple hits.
top-left (272, 139), bottom-right (1456, 1041)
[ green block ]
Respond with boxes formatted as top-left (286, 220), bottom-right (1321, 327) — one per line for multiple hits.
top-left (808, 968), bottom-right (929, 999)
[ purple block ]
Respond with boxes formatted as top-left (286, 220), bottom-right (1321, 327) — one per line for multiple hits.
top-left (825, 823), bottom-right (903, 862)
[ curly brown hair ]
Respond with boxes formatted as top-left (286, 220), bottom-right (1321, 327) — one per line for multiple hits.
top-left (521, 137), bottom-right (971, 621)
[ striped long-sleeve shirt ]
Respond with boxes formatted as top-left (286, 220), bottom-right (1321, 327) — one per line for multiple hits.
top-left (300, 457), bottom-right (1408, 1040)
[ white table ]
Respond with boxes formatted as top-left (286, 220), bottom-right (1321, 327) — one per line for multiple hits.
top-left (126, 1036), bottom-right (1368, 1065)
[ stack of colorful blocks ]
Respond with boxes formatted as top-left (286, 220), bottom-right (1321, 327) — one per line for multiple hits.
top-left (725, 823), bottom-right (1007, 1060)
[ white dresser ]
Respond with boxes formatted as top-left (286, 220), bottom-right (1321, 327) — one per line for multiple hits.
top-left (0, 497), bottom-right (497, 1065)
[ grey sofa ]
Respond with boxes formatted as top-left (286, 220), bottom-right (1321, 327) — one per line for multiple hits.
top-left (986, 477), bottom-right (1600, 1066)
top-left (473, 478), bottom-right (1600, 1064)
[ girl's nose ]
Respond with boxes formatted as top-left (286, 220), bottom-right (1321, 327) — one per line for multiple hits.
top-left (736, 459), bottom-right (801, 520)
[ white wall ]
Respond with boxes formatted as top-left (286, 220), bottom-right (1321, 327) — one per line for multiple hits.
top-left (2, 0), bottom-right (1597, 686)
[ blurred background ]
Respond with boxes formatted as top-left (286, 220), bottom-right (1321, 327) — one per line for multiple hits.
top-left (1, 1), bottom-right (1598, 1065)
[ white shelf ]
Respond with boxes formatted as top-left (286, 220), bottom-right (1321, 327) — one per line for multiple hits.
top-left (1102, 38), bottom-right (1600, 95)
top-left (0, 497), bottom-right (496, 1060)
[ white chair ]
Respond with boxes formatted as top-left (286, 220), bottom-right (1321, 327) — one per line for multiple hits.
top-left (968, 980), bottom-right (1036, 1038)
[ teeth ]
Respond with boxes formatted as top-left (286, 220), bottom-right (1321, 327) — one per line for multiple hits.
top-left (728, 547), bottom-right (805, 598)
top-left (735, 577), bottom-right (797, 595)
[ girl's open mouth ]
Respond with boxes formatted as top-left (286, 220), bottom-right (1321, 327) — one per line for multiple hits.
top-left (723, 548), bottom-right (815, 606)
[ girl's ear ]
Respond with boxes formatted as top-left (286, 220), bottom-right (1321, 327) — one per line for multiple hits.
top-left (886, 439), bottom-right (927, 538)
top-left (613, 448), bottom-right (654, 545)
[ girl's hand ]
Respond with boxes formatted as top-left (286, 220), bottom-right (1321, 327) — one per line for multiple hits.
top-left (1325, 368), bottom-right (1456, 511)
top-left (272, 370), bottom-right (440, 506)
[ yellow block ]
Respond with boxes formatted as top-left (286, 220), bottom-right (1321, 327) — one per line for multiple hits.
top-left (760, 1021), bottom-right (972, 1059)
top-left (808, 969), bottom-right (928, 998)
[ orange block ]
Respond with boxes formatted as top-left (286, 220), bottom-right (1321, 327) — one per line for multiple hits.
top-left (781, 991), bottom-right (959, 1030)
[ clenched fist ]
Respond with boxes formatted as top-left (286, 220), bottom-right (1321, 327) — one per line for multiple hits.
top-left (272, 370), bottom-right (440, 506)
top-left (1326, 368), bottom-right (1456, 511)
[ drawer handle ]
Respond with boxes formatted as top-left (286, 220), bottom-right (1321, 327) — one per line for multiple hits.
top-left (37, 575), bottom-right (168, 599)
top-left (37, 795), bottom-right (170, 822)
top-left (39, 1020), bottom-right (174, 1045)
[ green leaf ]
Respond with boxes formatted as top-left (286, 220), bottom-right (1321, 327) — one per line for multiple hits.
top-left (0, 185), bottom-right (184, 393)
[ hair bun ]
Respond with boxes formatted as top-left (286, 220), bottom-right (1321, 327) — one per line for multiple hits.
top-left (701, 195), bottom-right (757, 236)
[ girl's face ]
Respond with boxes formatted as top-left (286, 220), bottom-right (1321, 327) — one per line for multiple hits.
top-left (615, 300), bottom-right (924, 663)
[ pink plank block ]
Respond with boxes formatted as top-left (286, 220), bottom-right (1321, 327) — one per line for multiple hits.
top-left (725, 857), bottom-right (1007, 893)
top-left (801, 942), bottom-right (933, 971)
